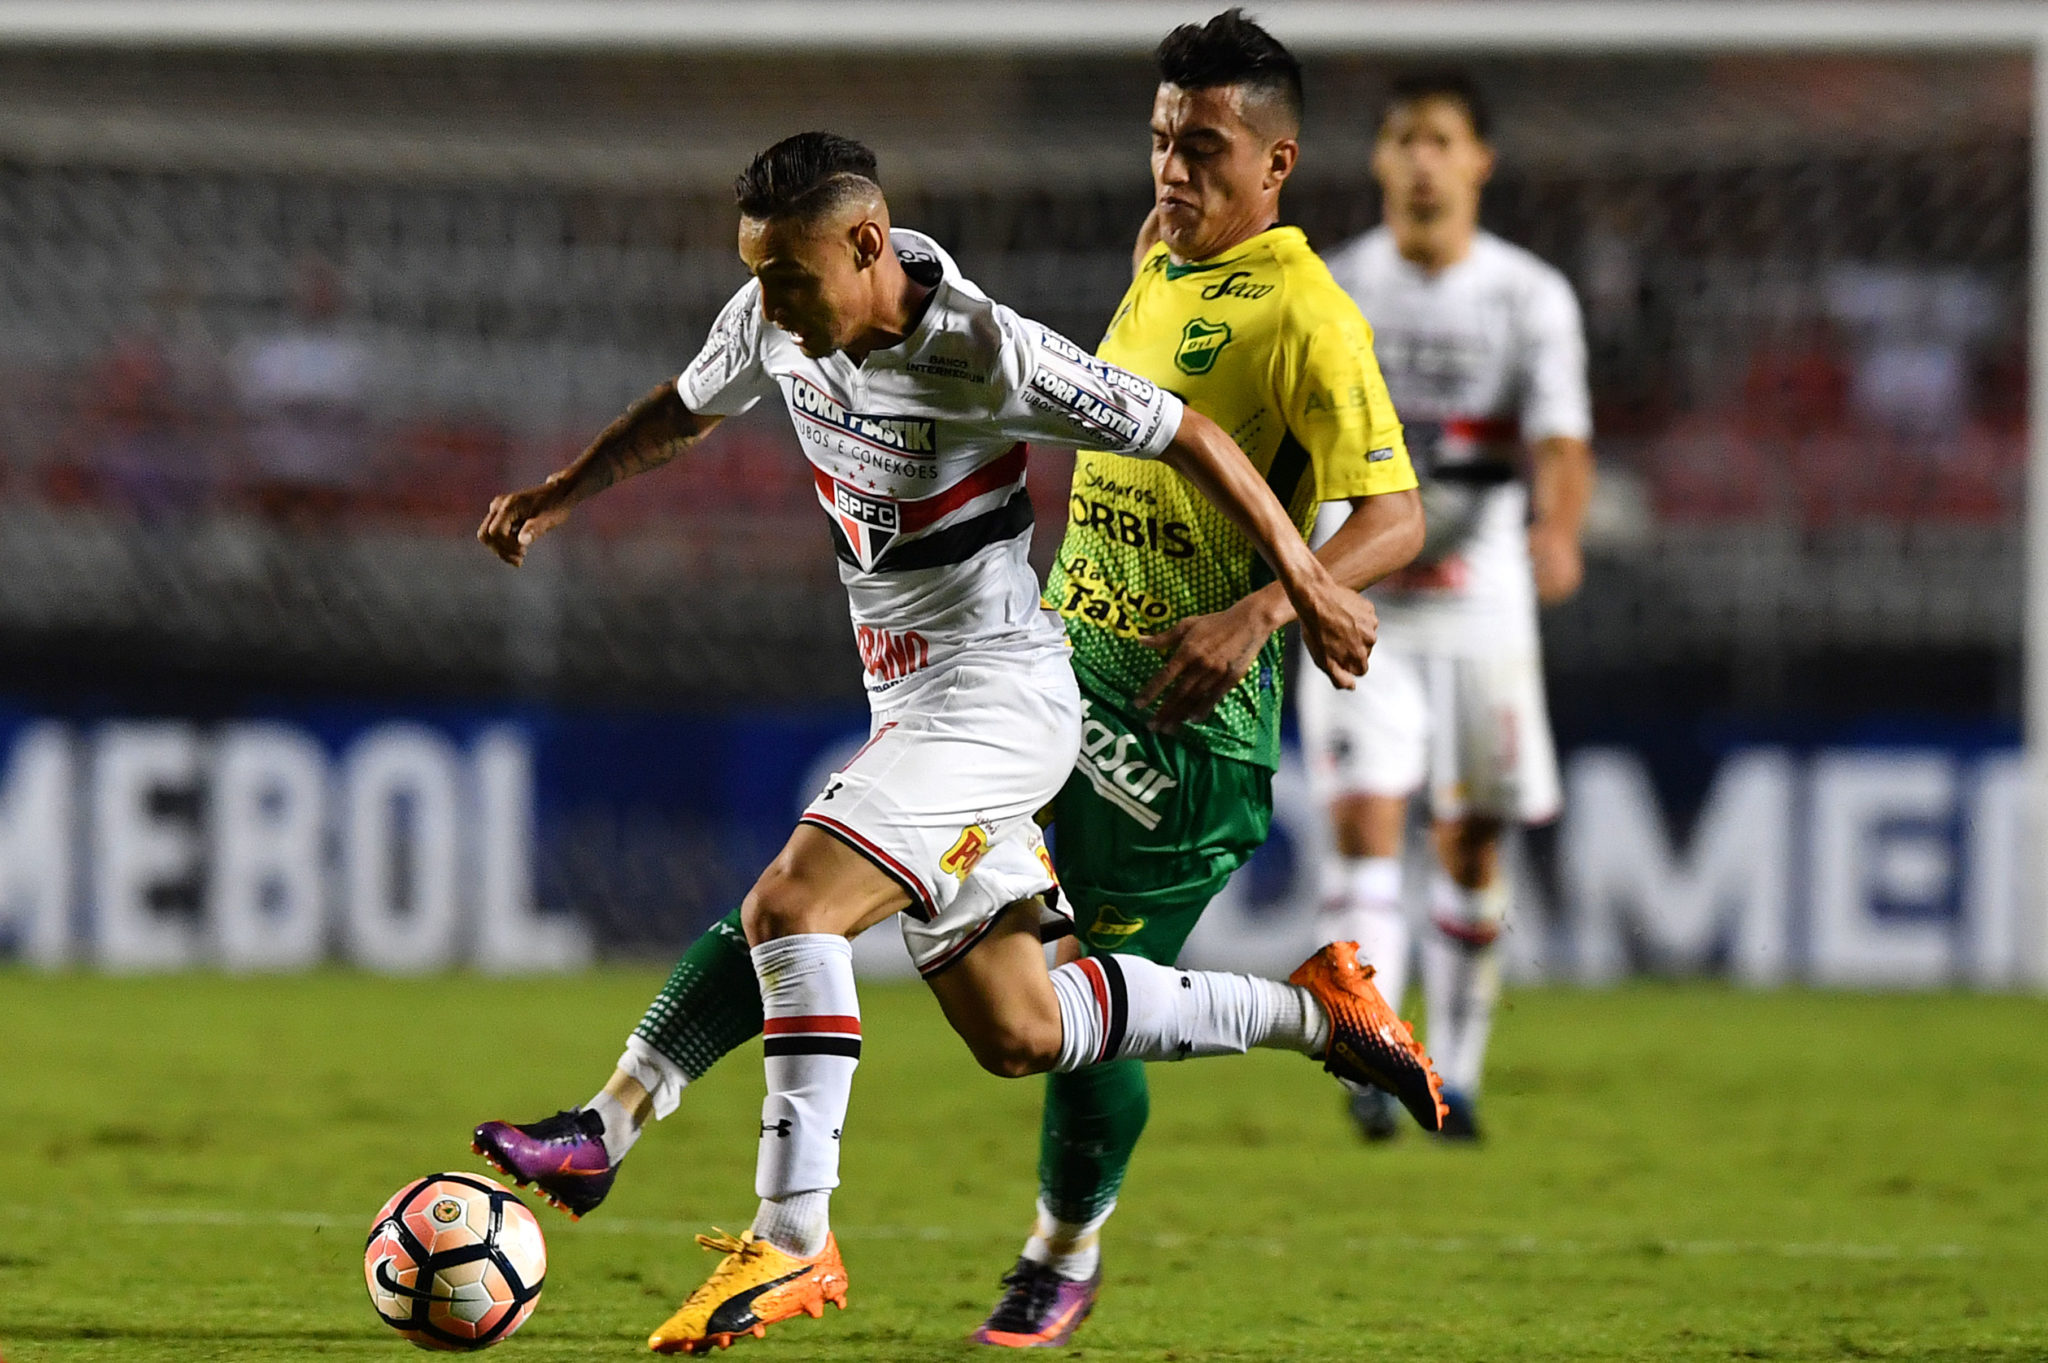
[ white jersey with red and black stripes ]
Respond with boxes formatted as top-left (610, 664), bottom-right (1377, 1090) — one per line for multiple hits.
top-left (1319, 226), bottom-right (1591, 653)
top-left (677, 229), bottom-right (1183, 698)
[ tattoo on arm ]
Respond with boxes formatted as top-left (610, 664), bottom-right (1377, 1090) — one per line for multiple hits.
top-left (563, 382), bottom-right (715, 499)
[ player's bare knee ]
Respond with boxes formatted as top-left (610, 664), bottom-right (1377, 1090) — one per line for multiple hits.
top-left (741, 868), bottom-right (827, 943)
top-left (968, 1015), bottom-right (1063, 1078)
top-left (1338, 794), bottom-right (1407, 860)
top-left (1435, 817), bottom-right (1503, 889)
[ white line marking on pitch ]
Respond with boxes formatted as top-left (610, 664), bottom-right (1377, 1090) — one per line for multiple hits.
top-left (91, 1208), bottom-right (1973, 1261)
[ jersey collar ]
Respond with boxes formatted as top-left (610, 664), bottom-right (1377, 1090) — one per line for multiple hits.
top-left (1161, 224), bottom-right (1300, 279)
top-left (859, 228), bottom-right (956, 371)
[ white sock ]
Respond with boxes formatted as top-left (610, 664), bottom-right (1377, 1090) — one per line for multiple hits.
top-left (1318, 855), bottom-right (1409, 1015)
top-left (750, 934), bottom-right (860, 1258)
top-left (615, 1034), bottom-right (691, 1121)
top-left (1423, 872), bottom-right (1507, 1096)
top-left (584, 1088), bottom-right (643, 1165)
top-left (751, 1189), bottom-right (832, 1259)
top-left (1047, 954), bottom-right (1329, 1072)
top-left (1021, 1197), bottom-right (1113, 1281)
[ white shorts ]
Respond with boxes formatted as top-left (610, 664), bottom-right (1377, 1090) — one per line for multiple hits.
top-left (1297, 641), bottom-right (1561, 825)
top-left (800, 652), bottom-right (1081, 977)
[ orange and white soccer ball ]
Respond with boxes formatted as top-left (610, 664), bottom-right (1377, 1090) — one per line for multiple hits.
top-left (364, 1173), bottom-right (546, 1350)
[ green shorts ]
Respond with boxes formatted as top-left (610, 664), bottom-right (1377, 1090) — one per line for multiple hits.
top-left (1051, 677), bottom-right (1274, 966)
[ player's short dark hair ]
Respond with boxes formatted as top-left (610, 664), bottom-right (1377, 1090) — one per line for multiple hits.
top-left (1154, 8), bottom-right (1304, 136)
top-left (1379, 68), bottom-right (1492, 141)
top-left (733, 131), bottom-right (880, 221)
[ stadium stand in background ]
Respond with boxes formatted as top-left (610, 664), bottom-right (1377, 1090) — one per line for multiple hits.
top-left (0, 47), bottom-right (2027, 713)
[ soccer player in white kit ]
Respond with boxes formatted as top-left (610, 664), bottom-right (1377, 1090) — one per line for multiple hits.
top-left (1296, 72), bottom-right (1596, 1142)
top-left (479, 133), bottom-right (1443, 1353)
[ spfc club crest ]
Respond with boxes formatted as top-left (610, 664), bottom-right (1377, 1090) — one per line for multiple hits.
top-left (823, 478), bottom-right (900, 569)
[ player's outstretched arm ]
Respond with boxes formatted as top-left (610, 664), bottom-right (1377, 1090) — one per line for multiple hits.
top-left (478, 382), bottom-right (720, 567)
top-left (1156, 407), bottom-right (1376, 689)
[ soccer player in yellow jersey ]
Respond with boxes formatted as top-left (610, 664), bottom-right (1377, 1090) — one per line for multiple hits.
top-left (974, 11), bottom-right (1431, 1347)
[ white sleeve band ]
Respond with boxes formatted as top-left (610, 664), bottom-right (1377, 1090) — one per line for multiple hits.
top-left (998, 308), bottom-right (1183, 459)
top-left (1133, 389), bottom-right (1184, 460)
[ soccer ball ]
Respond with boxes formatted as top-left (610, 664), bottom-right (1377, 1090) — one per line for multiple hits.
top-left (364, 1173), bottom-right (546, 1350)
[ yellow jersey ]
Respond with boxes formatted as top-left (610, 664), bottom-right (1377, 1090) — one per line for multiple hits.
top-left (1048, 225), bottom-right (1415, 767)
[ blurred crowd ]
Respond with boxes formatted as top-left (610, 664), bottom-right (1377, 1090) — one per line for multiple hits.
top-left (11, 254), bottom-right (2026, 546)
top-left (1647, 272), bottom-right (2025, 527)
top-left (0, 45), bottom-right (2027, 563)
top-left (8, 256), bottom-right (831, 555)
top-left (0, 88), bottom-right (2024, 704)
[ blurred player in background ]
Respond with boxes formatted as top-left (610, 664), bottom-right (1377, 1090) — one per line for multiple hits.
top-left (1298, 69), bottom-right (1596, 1143)
top-left (475, 129), bottom-right (1438, 1354)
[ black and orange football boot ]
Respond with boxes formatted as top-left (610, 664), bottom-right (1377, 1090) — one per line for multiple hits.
top-left (1291, 942), bottom-right (1448, 1133)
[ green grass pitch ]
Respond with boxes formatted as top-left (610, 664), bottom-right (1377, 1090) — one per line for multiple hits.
top-left (3, 970), bottom-right (2046, 1361)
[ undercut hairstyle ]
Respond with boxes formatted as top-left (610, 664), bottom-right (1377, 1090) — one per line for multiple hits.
top-left (1155, 8), bottom-right (1304, 137)
top-left (733, 131), bottom-right (880, 222)
top-left (1379, 68), bottom-right (1493, 142)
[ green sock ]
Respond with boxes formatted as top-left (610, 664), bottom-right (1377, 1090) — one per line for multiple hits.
top-left (1039, 1059), bottom-right (1150, 1225)
top-left (631, 909), bottom-right (764, 1081)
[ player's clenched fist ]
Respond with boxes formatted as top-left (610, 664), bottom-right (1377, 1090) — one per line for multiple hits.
top-left (478, 478), bottom-right (574, 567)
top-left (1294, 580), bottom-right (1378, 691)
top-left (479, 382), bottom-right (717, 568)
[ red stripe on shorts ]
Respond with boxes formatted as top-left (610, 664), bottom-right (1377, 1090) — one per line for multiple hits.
top-left (800, 812), bottom-right (937, 917)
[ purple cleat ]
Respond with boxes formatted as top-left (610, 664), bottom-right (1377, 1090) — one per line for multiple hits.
top-left (972, 1258), bottom-right (1100, 1348)
top-left (471, 1108), bottom-right (618, 1219)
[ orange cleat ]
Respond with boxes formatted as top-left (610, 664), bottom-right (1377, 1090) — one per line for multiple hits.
top-left (647, 1229), bottom-right (848, 1354)
top-left (1290, 942), bottom-right (1448, 1133)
